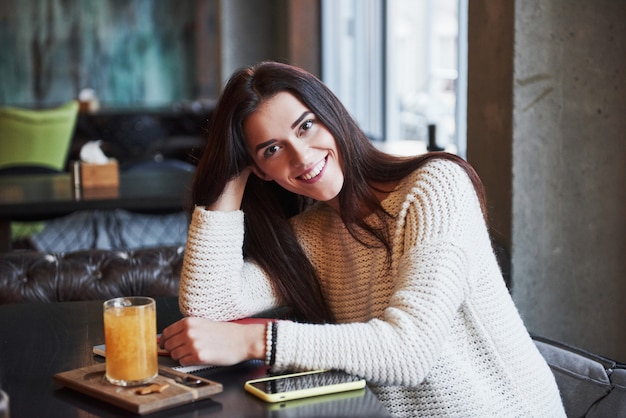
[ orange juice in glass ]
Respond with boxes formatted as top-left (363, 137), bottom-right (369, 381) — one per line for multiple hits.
top-left (103, 297), bottom-right (158, 386)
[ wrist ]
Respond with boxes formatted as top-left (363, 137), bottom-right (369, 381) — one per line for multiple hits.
top-left (207, 170), bottom-right (250, 211)
top-left (247, 323), bottom-right (268, 361)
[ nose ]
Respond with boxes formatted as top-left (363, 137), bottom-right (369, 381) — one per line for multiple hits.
top-left (289, 141), bottom-right (311, 169)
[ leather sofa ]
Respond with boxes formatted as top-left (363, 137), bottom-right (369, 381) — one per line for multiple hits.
top-left (0, 246), bottom-right (183, 304)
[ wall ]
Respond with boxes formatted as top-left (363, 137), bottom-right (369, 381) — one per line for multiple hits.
top-left (0, 0), bottom-right (319, 108)
top-left (466, 1), bottom-right (514, 251)
top-left (219, 0), bottom-right (320, 85)
top-left (220, 0), bottom-right (286, 85)
top-left (0, 0), bottom-right (198, 107)
top-left (469, 0), bottom-right (626, 361)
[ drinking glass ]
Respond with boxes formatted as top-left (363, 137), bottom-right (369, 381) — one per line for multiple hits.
top-left (0, 389), bottom-right (9, 418)
top-left (103, 297), bottom-right (158, 386)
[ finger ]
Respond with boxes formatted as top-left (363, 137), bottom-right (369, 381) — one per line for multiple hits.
top-left (161, 332), bottom-right (188, 353)
top-left (177, 351), bottom-right (201, 366)
top-left (160, 320), bottom-right (191, 351)
top-left (161, 317), bottom-right (190, 341)
top-left (168, 345), bottom-right (187, 362)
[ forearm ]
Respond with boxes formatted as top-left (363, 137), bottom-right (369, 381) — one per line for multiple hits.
top-left (271, 242), bottom-right (468, 386)
top-left (178, 207), bottom-right (278, 320)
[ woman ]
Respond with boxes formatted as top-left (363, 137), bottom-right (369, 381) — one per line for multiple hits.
top-left (160, 61), bottom-right (565, 417)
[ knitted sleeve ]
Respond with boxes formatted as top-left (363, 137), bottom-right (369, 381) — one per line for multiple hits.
top-left (177, 207), bottom-right (279, 320)
top-left (273, 161), bottom-right (484, 386)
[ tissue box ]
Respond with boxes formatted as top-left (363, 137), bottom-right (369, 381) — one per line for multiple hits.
top-left (80, 160), bottom-right (119, 189)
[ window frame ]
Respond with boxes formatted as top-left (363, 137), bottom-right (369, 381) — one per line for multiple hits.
top-left (321, 0), bottom-right (467, 157)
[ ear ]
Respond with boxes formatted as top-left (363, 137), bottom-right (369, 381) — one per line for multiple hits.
top-left (250, 164), bottom-right (272, 181)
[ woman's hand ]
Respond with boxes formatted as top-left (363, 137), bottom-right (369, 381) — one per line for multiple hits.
top-left (159, 317), bottom-right (266, 366)
top-left (207, 168), bottom-right (252, 211)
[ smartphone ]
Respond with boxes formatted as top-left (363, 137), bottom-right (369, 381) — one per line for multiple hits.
top-left (244, 369), bottom-right (366, 403)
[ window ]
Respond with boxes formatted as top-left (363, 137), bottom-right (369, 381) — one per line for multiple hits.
top-left (322, 0), bottom-right (467, 157)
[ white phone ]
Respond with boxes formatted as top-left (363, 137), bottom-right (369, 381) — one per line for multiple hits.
top-left (244, 369), bottom-right (366, 403)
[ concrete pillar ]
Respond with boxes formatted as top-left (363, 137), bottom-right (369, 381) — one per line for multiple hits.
top-left (512, 0), bottom-right (626, 360)
top-left (218, 0), bottom-right (320, 86)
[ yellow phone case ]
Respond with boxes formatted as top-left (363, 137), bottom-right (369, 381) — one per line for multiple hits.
top-left (244, 369), bottom-right (366, 403)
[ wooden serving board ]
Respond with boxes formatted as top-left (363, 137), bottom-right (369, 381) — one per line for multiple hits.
top-left (54, 364), bottom-right (223, 415)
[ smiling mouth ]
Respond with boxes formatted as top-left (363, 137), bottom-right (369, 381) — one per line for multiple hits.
top-left (298, 157), bottom-right (327, 181)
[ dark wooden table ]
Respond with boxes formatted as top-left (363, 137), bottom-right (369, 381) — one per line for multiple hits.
top-left (0, 297), bottom-right (391, 417)
top-left (0, 169), bottom-right (193, 252)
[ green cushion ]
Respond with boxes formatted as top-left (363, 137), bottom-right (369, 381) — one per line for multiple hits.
top-left (0, 100), bottom-right (79, 171)
top-left (11, 221), bottom-right (45, 240)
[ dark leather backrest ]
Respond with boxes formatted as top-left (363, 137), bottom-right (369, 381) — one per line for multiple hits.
top-left (0, 246), bottom-right (184, 304)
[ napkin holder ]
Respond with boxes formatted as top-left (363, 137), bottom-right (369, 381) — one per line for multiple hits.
top-left (79, 159), bottom-right (119, 189)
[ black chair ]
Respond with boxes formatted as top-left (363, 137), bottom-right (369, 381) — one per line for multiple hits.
top-left (120, 157), bottom-right (195, 173)
top-left (0, 165), bottom-right (65, 249)
top-left (533, 335), bottom-right (626, 417)
top-left (0, 165), bottom-right (61, 176)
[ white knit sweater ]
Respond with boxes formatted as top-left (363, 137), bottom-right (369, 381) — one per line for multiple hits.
top-left (178, 159), bottom-right (565, 417)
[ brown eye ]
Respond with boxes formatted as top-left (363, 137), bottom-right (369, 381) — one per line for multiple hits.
top-left (263, 145), bottom-right (280, 158)
top-left (299, 119), bottom-right (314, 135)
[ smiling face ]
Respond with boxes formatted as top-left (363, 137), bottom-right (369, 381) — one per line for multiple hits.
top-left (243, 92), bottom-right (344, 209)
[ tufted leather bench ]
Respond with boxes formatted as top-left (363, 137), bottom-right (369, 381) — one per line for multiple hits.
top-left (0, 246), bottom-right (184, 304)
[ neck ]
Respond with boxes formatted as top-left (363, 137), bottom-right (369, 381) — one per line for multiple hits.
top-left (325, 179), bottom-right (400, 217)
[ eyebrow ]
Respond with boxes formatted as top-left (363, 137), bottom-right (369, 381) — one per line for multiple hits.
top-left (291, 111), bottom-right (312, 129)
top-left (255, 139), bottom-right (275, 153)
top-left (254, 111), bottom-right (313, 153)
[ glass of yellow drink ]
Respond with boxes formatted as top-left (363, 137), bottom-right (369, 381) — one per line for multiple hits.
top-left (103, 297), bottom-right (158, 386)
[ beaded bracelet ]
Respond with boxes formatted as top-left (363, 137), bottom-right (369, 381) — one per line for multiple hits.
top-left (265, 321), bottom-right (274, 366)
top-left (265, 321), bottom-right (279, 366)
top-left (269, 320), bottom-right (277, 367)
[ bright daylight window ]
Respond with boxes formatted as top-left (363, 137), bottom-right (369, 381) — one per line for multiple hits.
top-left (321, 0), bottom-right (467, 157)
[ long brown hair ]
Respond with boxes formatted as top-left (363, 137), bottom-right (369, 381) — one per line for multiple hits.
top-left (191, 61), bottom-right (486, 323)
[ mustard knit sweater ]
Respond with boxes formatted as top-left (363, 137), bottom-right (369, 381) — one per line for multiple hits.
top-left (179, 159), bottom-right (565, 417)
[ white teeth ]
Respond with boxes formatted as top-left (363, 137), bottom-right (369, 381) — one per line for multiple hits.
top-left (300, 159), bottom-right (326, 180)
